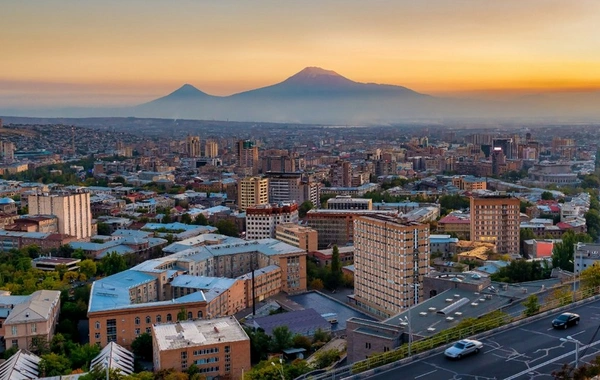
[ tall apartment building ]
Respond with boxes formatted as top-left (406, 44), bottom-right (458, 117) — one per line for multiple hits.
top-left (1, 141), bottom-right (15, 162)
top-left (330, 160), bottom-right (352, 187)
top-left (236, 140), bottom-right (259, 175)
top-left (237, 177), bottom-right (269, 211)
top-left (265, 172), bottom-right (303, 204)
top-left (28, 190), bottom-right (92, 239)
top-left (470, 195), bottom-right (519, 254)
top-left (261, 149), bottom-right (296, 173)
top-left (185, 136), bottom-right (201, 158)
top-left (353, 215), bottom-right (430, 318)
top-left (275, 223), bottom-right (318, 252)
top-left (246, 203), bottom-right (299, 240)
top-left (204, 139), bottom-right (219, 157)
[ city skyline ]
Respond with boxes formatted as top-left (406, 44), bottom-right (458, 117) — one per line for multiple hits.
top-left (2, 0), bottom-right (600, 107)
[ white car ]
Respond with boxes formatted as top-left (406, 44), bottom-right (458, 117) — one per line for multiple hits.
top-left (444, 339), bottom-right (483, 359)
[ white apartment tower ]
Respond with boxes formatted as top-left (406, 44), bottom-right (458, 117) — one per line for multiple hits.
top-left (28, 190), bottom-right (92, 239)
top-left (353, 215), bottom-right (430, 318)
top-left (246, 203), bottom-right (299, 240)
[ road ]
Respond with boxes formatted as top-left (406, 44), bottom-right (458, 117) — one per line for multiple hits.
top-left (368, 299), bottom-right (600, 380)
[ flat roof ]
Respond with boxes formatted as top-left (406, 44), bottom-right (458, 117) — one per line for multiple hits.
top-left (153, 316), bottom-right (249, 352)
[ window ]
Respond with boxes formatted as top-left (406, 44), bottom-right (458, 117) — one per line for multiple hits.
top-left (95, 333), bottom-right (101, 340)
top-left (135, 328), bottom-right (140, 336)
top-left (146, 316), bottom-right (151, 324)
top-left (156, 315), bottom-right (162, 323)
top-left (135, 317), bottom-right (140, 325)
top-left (11, 326), bottom-right (17, 336)
top-left (31, 324), bottom-right (37, 333)
top-left (106, 319), bottom-right (117, 343)
top-left (146, 327), bottom-right (151, 334)
top-left (198, 311), bottom-right (203, 319)
top-left (365, 342), bottom-right (371, 349)
top-left (95, 321), bottom-right (101, 330)
top-left (167, 313), bottom-right (172, 322)
top-left (188, 312), bottom-right (193, 320)
top-left (11, 340), bottom-right (18, 348)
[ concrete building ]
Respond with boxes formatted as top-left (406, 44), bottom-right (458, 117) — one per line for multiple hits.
top-left (353, 215), bottom-right (430, 318)
top-left (526, 162), bottom-right (579, 186)
top-left (330, 160), bottom-right (352, 188)
top-left (470, 195), bottom-right (520, 255)
top-left (306, 209), bottom-right (398, 249)
top-left (261, 150), bottom-right (296, 173)
top-left (1, 290), bottom-right (61, 350)
top-left (237, 177), bottom-right (269, 211)
top-left (27, 189), bottom-right (92, 239)
top-left (237, 140), bottom-right (259, 175)
top-left (326, 196), bottom-right (372, 210)
top-left (185, 136), bottom-right (201, 157)
top-left (152, 316), bottom-right (250, 379)
top-left (451, 176), bottom-right (487, 191)
top-left (245, 203), bottom-right (299, 240)
top-left (264, 172), bottom-right (303, 204)
top-left (204, 140), bottom-right (219, 158)
top-left (574, 242), bottom-right (600, 274)
top-left (275, 223), bottom-right (318, 252)
top-left (32, 257), bottom-right (80, 272)
top-left (309, 246), bottom-right (354, 267)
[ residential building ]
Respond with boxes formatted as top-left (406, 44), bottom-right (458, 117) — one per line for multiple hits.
top-left (326, 196), bottom-right (372, 210)
top-left (237, 177), bottom-right (268, 211)
top-left (451, 176), bottom-right (487, 191)
top-left (236, 140), bottom-right (259, 175)
top-left (204, 140), bottom-right (219, 158)
top-left (245, 203), bottom-right (299, 240)
top-left (27, 189), bottom-right (92, 239)
top-left (32, 257), bottom-right (81, 272)
top-left (306, 209), bottom-right (398, 249)
top-left (185, 136), bottom-right (201, 157)
top-left (152, 317), bottom-right (250, 379)
top-left (330, 161), bottom-right (352, 187)
top-left (264, 172), bottom-right (303, 204)
top-left (261, 149), bottom-right (296, 173)
top-left (353, 214), bottom-right (430, 318)
top-left (574, 243), bottom-right (600, 274)
top-left (1, 290), bottom-right (61, 350)
top-left (275, 223), bottom-right (318, 252)
top-left (470, 195), bottom-right (520, 255)
top-left (309, 246), bottom-right (354, 267)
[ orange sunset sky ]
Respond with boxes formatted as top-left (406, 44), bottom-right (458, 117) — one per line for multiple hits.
top-left (2, 0), bottom-right (600, 107)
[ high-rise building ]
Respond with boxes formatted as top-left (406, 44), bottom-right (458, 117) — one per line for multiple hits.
top-left (28, 189), bottom-right (92, 239)
top-left (491, 147), bottom-right (506, 176)
top-left (1, 141), bottom-right (15, 162)
top-left (275, 223), bottom-right (318, 252)
top-left (185, 136), bottom-right (201, 157)
top-left (204, 139), bottom-right (219, 157)
top-left (492, 138), bottom-right (513, 159)
top-left (353, 215), bottom-right (430, 318)
top-left (330, 160), bottom-right (352, 187)
top-left (245, 203), bottom-right (299, 240)
top-left (265, 172), bottom-right (303, 204)
top-left (261, 149), bottom-right (296, 173)
top-left (470, 195), bottom-right (519, 254)
top-left (236, 140), bottom-right (259, 175)
top-left (237, 177), bottom-right (269, 211)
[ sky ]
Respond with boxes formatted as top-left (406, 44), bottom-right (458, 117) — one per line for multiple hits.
top-left (2, 0), bottom-right (600, 107)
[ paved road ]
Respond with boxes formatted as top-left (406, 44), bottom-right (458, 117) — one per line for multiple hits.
top-left (369, 299), bottom-right (600, 380)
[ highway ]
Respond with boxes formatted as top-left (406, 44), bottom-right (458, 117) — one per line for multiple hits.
top-left (368, 299), bottom-right (600, 380)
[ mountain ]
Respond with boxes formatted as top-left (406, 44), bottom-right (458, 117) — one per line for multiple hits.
top-left (134, 66), bottom-right (431, 123)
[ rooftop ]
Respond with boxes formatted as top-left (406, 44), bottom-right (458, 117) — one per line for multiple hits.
top-left (153, 316), bottom-right (249, 352)
top-left (250, 308), bottom-right (331, 336)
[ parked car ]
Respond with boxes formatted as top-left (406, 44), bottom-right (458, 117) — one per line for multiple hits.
top-left (444, 339), bottom-right (483, 359)
top-left (552, 312), bottom-right (580, 329)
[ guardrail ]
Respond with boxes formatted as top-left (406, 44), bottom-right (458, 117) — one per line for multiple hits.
top-left (296, 284), bottom-right (600, 380)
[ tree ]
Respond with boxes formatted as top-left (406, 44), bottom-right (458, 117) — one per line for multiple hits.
top-left (552, 231), bottom-right (592, 271)
top-left (79, 259), bottom-right (97, 279)
top-left (585, 208), bottom-right (600, 241)
top-left (548, 286), bottom-right (573, 307)
top-left (522, 294), bottom-right (540, 317)
top-left (194, 214), bottom-right (209, 226)
top-left (97, 223), bottom-right (111, 236)
top-left (177, 307), bottom-right (187, 321)
top-left (326, 245), bottom-right (343, 290)
top-left (29, 335), bottom-right (51, 355)
top-left (292, 335), bottom-right (312, 351)
top-left (39, 352), bottom-right (71, 377)
top-left (70, 344), bottom-right (101, 371)
top-left (215, 219), bottom-right (238, 237)
top-left (131, 333), bottom-right (153, 361)
top-left (580, 262), bottom-right (600, 290)
top-left (541, 191), bottom-right (554, 200)
top-left (309, 278), bottom-right (324, 290)
top-left (180, 213), bottom-right (192, 224)
top-left (271, 326), bottom-right (293, 353)
top-left (313, 349), bottom-right (341, 369)
top-left (244, 327), bottom-right (271, 363)
top-left (299, 201), bottom-right (314, 218)
top-left (99, 252), bottom-right (127, 276)
top-left (312, 328), bottom-right (330, 345)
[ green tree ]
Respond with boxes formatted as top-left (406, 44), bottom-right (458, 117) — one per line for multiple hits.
top-left (292, 335), bottom-right (312, 351)
top-left (70, 344), bottom-right (101, 370)
top-left (177, 307), bottom-right (187, 321)
top-left (312, 328), bottom-right (330, 345)
top-left (131, 333), bottom-right (153, 361)
top-left (244, 327), bottom-right (272, 363)
top-left (313, 349), bottom-right (341, 369)
top-left (541, 191), bottom-right (554, 200)
top-left (29, 335), bottom-right (51, 355)
top-left (552, 231), bottom-right (592, 271)
top-left (215, 219), bottom-right (238, 237)
top-left (522, 294), bottom-right (540, 317)
top-left (271, 326), bottom-right (294, 353)
top-left (180, 213), bottom-right (193, 224)
top-left (585, 208), bottom-right (600, 241)
top-left (97, 222), bottom-right (111, 236)
top-left (580, 262), bottom-right (600, 290)
top-left (298, 201), bottom-right (314, 218)
top-left (309, 278), bottom-right (324, 290)
top-left (100, 251), bottom-right (127, 276)
top-left (39, 352), bottom-right (72, 377)
top-left (79, 259), bottom-right (97, 279)
top-left (194, 214), bottom-right (209, 226)
top-left (326, 245), bottom-right (343, 289)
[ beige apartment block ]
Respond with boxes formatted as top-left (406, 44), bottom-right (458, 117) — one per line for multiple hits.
top-left (28, 190), bottom-right (92, 239)
top-left (237, 176), bottom-right (269, 211)
top-left (275, 223), bottom-right (318, 252)
top-left (353, 215), bottom-right (430, 319)
top-left (470, 195), bottom-right (520, 254)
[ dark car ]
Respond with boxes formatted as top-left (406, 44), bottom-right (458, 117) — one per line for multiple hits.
top-left (552, 312), bottom-right (580, 329)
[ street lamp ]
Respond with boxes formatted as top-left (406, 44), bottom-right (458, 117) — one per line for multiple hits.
top-left (271, 358), bottom-right (285, 380)
top-left (560, 335), bottom-right (582, 369)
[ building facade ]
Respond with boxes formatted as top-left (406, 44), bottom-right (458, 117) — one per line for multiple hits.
top-left (470, 195), bottom-right (520, 255)
top-left (237, 177), bottom-right (269, 211)
top-left (353, 215), bottom-right (430, 318)
top-left (275, 223), bottom-right (318, 252)
top-left (27, 190), bottom-right (92, 239)
top-left (245, 203), bottom-right (299, 240)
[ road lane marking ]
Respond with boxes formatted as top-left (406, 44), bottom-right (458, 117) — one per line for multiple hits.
top-left (414, 370), bottom-right (437, 379)
top-left (504, 338), bottom-right (600, 380)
